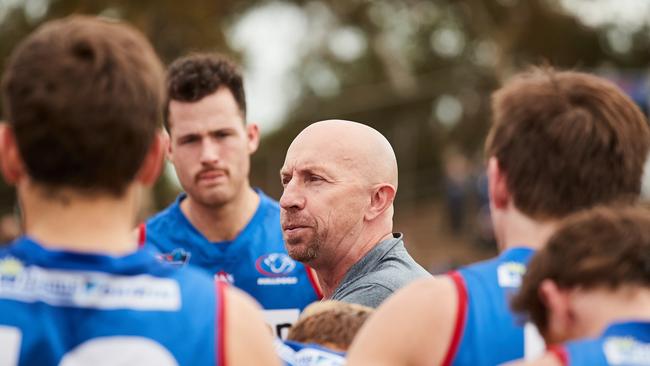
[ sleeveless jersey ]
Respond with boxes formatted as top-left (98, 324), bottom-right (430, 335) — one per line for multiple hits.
top-left (443, 247), bottom-right (544, 366)
top-left (275, 339), bottom-right (346, 366)
top-left (144, 190), bottom-right (321, 338)
top-left (550, 321), bottom-right (650, 366)
top-left (0, 237), bottom-right (224, 366)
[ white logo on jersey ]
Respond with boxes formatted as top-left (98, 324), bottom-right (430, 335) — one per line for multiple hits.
top-left (0, 258), bottom-right (180, 311)
top-left (604, 336), bottom-right (650, 365)
top-left (263, 253), bottom-right (296, 275)
top-left (215, 271), bottom-right (234, 284)
top-left (497, 262), bottom-right (527, 288)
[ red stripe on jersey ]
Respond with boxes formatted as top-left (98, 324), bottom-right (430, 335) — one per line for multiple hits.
top-left (548, 345), bottom-right (569, 366)
top-left (137, 223), bottom-right (146, 248)
top-left (305, 266), bottom-right (323, 299)
top-left (216, 280), bottom-right (227, 366)
top-left (441, 271), bottom-right (469, 366)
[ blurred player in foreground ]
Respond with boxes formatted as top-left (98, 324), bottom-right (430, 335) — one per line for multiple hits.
top-left (347, 68), bottom-right (650, 366)
top-left (0, 16), bottom-right (278, 365)
top-left (506, 205), bottom-right (650, 366)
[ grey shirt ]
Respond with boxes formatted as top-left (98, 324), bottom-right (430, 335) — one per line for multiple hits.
top-left (330, 233), bottom-right (430, 308)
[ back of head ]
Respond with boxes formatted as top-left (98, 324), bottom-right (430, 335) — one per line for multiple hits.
top-left (287, 300), bottom-right (374, 351)
top-left (487, 68), bottom-right (650, 220)
top-left (164, 52), bottom-right (246, 131)
top-left (1, 15), bottom-right (164, 196)
top-left (512, 205), bottom-right (650, 334)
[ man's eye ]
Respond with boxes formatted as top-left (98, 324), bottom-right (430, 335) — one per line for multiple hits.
top-left (281, 176), bottom-right (291, 186)
top-left (308, 175), bottom-right (323, 182)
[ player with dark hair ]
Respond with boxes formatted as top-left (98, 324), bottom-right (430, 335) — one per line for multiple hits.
top-left (0, 16), bottom-right (278, 365)
top-left (507, 205), bottom-right (650, 366)
top-left (348, 68), bottom-right (650, 366)
top-left (143, 53), bottom-right (321, 338)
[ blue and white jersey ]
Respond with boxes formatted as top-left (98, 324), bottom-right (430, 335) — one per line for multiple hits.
top-left (275, 339), bottom-right (345, 366)
top-left (443, 247), bottom-right (544, 366)
top-left (145, 189), bottom-right (321, 338)
top-left (0, 237), bottom-right (225, 366)
top-left (550, 321), bottom-right (650, 366)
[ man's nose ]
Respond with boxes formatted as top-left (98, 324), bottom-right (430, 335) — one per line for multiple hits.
top-left (200, 140), bottom-right (220, 164)
top-left (280, 179), bottom-right (305, 211)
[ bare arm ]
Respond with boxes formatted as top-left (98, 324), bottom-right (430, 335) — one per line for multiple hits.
top-left (347, 276), bottom-right (458, 366)
top-left (225, 286), bottom-right (281, 366)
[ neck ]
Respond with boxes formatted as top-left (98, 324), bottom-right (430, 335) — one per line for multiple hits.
top-left (19, 181), bottom-right (140, 256)
top-left (574, 287), bottom-right (650, 339)
top-left (496, 206), bottom-right (557, 251)
top-left (314, 228), bottom-right (393, 299)
top-left (181, 186), bottom-right (259, 242)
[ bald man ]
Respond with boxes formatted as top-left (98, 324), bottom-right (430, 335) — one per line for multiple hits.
top-left (279, 120), bottom-right (430, 308)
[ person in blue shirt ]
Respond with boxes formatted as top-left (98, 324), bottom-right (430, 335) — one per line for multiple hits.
top-left (508, 205), bottom-right (650, 366)
top-left (348, 68), bottom-right (650, 366)
top-left (143, 53), bottom-right (321, 338)
top-left (0, 16), bottom-right (278, 365)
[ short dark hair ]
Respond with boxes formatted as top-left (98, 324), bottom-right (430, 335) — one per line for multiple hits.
top-left (486, 68), bottom-right (650, 220)
top-left (1, 15), bottom-right (164, 196)
top-left (511, 205), bottom-right (650, 335)
top-left (287, 301), bottom-right (373, 351)
top-left (164, 53), bottom-right (246, 131)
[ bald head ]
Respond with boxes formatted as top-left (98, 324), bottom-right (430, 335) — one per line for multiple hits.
top-left (287, 120), bottom-right (398, 188)
top-left (280, 120), bottom-right (399, 266)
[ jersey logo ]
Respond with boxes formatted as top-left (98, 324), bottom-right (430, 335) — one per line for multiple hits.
top-left (497, 261), bottom-right (526, 288)
top-left (255, 253), bottom-right (299, 286)
top-left (0, 260), bottom-right (180, 311)
top-left (604, 336), bottom-right (650, 365)
top-left (215, 271), bottom-right (234, 284)
top-left (255, 253), bottom-right (296, 277)
top-left (156, 248), bottom-right (191, 266)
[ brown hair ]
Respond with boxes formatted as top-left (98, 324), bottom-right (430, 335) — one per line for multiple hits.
top-left (164, 53), bottom-right (246, 131)
top-left (486, 68), bottom-right (650, 220)
top-left (287, 301), bottom-right (373, 351)
top-left (1, 15), bottom-right (164, 196)
top-left (511, 205), bottom-right (650, 334)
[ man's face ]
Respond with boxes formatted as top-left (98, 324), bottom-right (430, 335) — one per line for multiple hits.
top-left (168, 87), bottom-right (258, 207)
top-left (279, 139), bottom-right (368, 265)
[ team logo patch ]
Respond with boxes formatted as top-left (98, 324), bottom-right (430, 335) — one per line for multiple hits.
top-left (255, 253), bottom-right (296, 277)
top-left (497, 261), bottom-right (527, 288)
top-left (215, 271), bottom-right (234, 284)
top-left (156, 248), bottom-right (191, 266)
top-left (604, 336), bottom-right (650, 365)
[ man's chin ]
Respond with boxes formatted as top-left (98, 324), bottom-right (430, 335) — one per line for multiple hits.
top-left (285, 242), bottom-right (317, 263)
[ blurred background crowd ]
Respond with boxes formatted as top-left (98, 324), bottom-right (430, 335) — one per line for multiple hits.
top-left (1, 0), bottom-right (649, 272)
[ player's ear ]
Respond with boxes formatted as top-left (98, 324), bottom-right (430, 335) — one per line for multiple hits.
top-left (0, 123), bottom-right (26, 185)
top-left (246, 123), bottom-right (260, 154)
top-left (538, 279), bottom-right (571, 344)
top-left (487, 157), bottom-right (509, 210)
top-left (136, 130), bottom-right (165, 186)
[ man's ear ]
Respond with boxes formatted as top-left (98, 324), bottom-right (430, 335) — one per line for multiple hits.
top-left (246, 123), bottom-right (260, 154)
top-left (136, 131), bottom-right (165, 186)
top-left (487, 156), bottom-right (510, 210)
top-left (162, 129), bottom-right (171, 160)
top-left (0, 123), bottom-right (26, 185)
top-left (365, 184), bottom-right (396, 221)
top-left (539, 279), bottom-right (572, 345)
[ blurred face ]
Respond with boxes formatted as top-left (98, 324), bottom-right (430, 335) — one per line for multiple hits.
top-left (168, 88), bottom-right (259, 207)
top-left (279, 138), bottom-right (369, 265)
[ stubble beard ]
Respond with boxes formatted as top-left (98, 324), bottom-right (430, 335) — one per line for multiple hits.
top-left (286, 232), bottom-right (322, 264)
